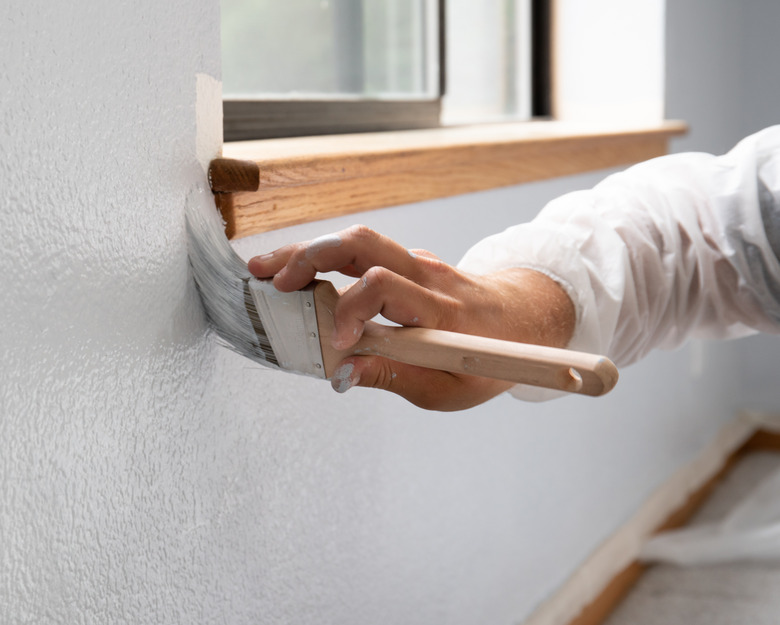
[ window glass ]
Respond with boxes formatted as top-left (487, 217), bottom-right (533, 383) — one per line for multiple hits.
top-left (442, 0), bottom-right (533, 124)
top-left (222, 0), bottom-right (439, 99)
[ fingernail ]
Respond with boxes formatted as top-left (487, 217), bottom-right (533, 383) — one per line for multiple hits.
top-left (248, 254), bottom-right (275, 276)
top-left (249, 253), bottom-right (275, 267)
top-left (331, 363), bottom-right (359, 393)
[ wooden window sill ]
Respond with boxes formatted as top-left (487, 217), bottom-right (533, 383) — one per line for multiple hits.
top-left (211, 120), bottom-right (687, 240)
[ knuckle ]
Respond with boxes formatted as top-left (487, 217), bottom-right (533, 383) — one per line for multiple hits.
top-left (432, 294), bottom-right (462, 331)
top-left (357, 357), bottom-right (396, 392)
top-left (373, 360), bottom-right (397, 391)
top-left (428, 256), bottom-right (453, 276)
top-left (409, 248), bottom-right (440, 261)
top-left (286, 242), bottom-right (309, 267)
top-left (363, 265), bottom-right (392, 289)
top-left (345, 224), bottom-right (378, 243)
top-left (414, 253), bottom-right (455, 284)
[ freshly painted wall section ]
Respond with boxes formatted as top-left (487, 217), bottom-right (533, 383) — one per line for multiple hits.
top-left (2, 1), bottom-right (779, 625)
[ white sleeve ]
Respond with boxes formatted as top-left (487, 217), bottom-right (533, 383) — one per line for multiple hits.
top-left (458, 126), bottom-right (780, 400)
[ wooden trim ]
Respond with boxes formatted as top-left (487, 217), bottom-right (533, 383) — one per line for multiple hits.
top-left (566, 427), bottom-right (780, 625)
top-left (566, 563), bottom-right (643, 625)
top-left (208, 158), bottom-right (260, 193)
top-left (739, 427), bottom-right (780, 454)
top-left (214, 120), bottom-right (687, 239)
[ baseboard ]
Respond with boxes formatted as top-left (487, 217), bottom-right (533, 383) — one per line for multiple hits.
top-left (522, 412), bottom-right (780, 625)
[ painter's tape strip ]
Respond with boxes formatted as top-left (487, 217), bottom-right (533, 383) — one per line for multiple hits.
top-left (248, 279), bottom-right (326, 378)
top-left (523, 415), bottom-right (757, 625)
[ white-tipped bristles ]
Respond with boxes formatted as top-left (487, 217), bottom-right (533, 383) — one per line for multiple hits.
top-left (185, 186), bottom-right (279, 367)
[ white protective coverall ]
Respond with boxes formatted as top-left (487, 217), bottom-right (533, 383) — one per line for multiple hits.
top-left (459, 125), bottom-right (780, 400)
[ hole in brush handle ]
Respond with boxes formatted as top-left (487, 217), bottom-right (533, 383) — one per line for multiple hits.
top-left (562, 367), bottom-right (584, 392)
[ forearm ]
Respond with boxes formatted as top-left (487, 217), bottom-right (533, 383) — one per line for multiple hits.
top-left (476, 268), bottom-right (576, 349)
top-left (460, 126), bottom-right (780, 369)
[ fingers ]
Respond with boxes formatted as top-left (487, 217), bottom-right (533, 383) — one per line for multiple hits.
top-left (247, 226), bottom-right (479, 350)
top-left (245, 225), bottom-right (523, 411)
top-left (246, 243), bottom-right (296, 277)
top-left (248, 225), bottom-right (434, 292)
top-left (330, 266), bottom-right (459, 349)
top-left (243, 227), bottom-right (576, 410)
top-left (330, 356), bottom-right (513, 411)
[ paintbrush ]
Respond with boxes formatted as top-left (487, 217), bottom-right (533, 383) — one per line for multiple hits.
top-left (187, 164), bottom-right (618, 397)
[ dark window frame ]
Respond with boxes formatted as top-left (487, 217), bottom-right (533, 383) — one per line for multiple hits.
top-left (223, 99), bottom-right (443, 142)
top-left (223, 0), bottom-right (550, 142)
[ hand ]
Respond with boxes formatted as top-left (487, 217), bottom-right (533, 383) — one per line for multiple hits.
top-left (248, 225), bottom-right (575, 411)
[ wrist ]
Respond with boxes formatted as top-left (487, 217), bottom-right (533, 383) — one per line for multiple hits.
top-left (478, 268), bottom-right (576, 348)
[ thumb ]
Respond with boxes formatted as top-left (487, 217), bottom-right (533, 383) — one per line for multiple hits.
top-left (329, 356), bottom-right (510, 411)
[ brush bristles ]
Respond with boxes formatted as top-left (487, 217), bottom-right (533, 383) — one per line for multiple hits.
top-left (185, 186), bottom-right (278, 367)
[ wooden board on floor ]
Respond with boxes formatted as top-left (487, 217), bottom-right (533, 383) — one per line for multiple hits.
top-left (566, 427), bottom-right (780, 625)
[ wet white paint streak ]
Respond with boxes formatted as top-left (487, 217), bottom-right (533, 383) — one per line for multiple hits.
top-left (306, 234), bottom-right (343, 259)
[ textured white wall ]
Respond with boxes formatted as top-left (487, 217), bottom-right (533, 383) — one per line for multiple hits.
top-left (1, 1), bottom-right (779, 625)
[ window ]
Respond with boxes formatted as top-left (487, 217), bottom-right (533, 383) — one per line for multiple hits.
top-left (221, 0), bottom-right (551, 141)
top-left (214, 0), bottom-right (680, 241)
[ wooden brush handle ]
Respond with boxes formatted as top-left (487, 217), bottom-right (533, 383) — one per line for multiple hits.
top-left (313, 281), bottom-right (618, 397)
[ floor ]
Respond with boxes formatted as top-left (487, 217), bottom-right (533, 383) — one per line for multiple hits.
top-left (604, 452), bottom-right (780, 625)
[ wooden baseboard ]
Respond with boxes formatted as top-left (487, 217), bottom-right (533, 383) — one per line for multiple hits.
top-left (566, 427), bottom-right (780, 625)
top-left (739, 428), bottom-right (780, 454)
